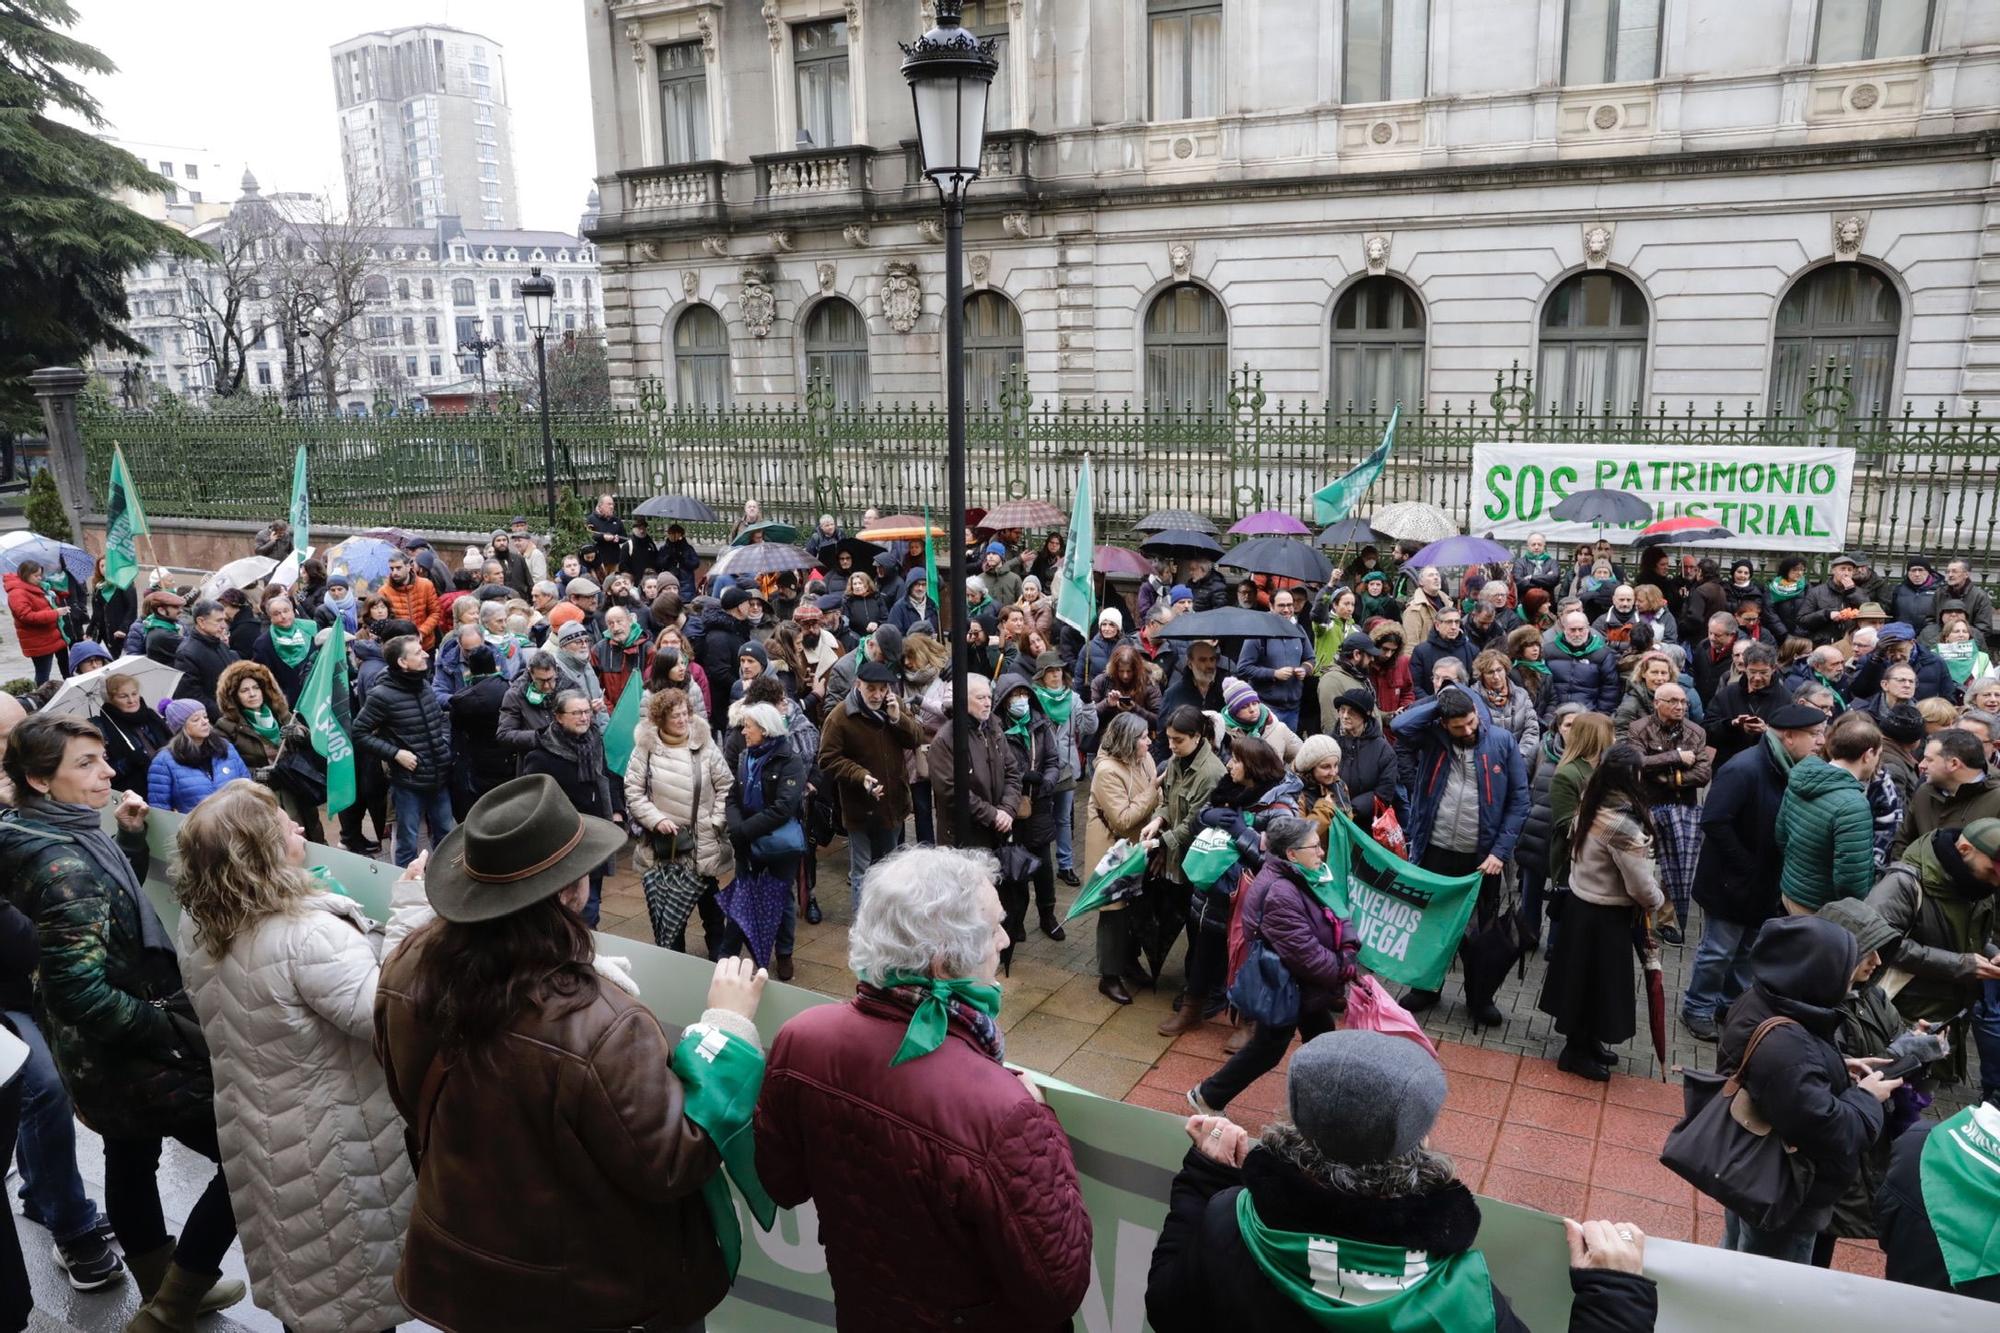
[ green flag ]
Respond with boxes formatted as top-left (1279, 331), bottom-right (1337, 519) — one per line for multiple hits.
top-left (289, 443), bottom-right (310, 558)
top-left (1054, 454), bottom-right (1095, 635)
top-left (922, 504), bottom-right (940, 612)
top-left (1314, 404), bottom-right (1399, 524)
top-left (298, 618), bottom-right (356, 814)
top-left (103, 444), bottom-right (148, 590)
top-left (1062, 838), bottom-right (1149, 922)
top-left (1327, 811), bottom-right (1481, 990)
top-left (604, 679), bottom-right (643, 779)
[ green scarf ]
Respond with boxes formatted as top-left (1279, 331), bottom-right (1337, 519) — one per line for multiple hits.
top-left (1764, 730), bottom-right (1799, 776)
top-left (875, 971), bottom-right (1002, 1066)
top-left (1919, 1104), bottom-right (2000, 1287)
top-left (1551, 631), bottom-right (1608, 660)
top-left (1512, 657), bottom-right (1549, 678)
top-left (1767, 577), bottom-right (1806, 606)
top-left (1938, 639), bottom-right (1978, 685)
top-left (1033, 684), bottom-right (1074, 725)
top-left (669, 1022), bottom-right (774, 1280)
top-left (525, 683), bottom-right (549, 707)
top-left (142, 613), bottom-right (179, 637)
top-left (267, 619), bottom-right (311, 668)
top-left (615, 619), bottom-right (645, 648)
top-left (1298, 861), bottom-right (1343, 917)
top-left (1005, 708), bottom-right (1033, 743)
top-left (1233, 1190), bottom-right (1497, 1331)
top-left (243, 703), bottom-right (283, 751)
top-left (1225, 704), bottom-right (1267, 735)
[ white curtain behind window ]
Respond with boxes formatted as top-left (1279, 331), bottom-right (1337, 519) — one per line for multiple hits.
top-left (1189, 10), bottom-right (1223, 116)
top-left (1150, 15), bottom-right (1187, 119)
top-left (1612, 0), bottom-right (1661, 80)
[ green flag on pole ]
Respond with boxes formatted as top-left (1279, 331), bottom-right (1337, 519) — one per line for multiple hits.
top-left (1326, 811), bottom-right (1481, 991)
top-left (289, 443), bottom-right (310, 558)
top-left (922, 504), bottom-right (940, 611)
top-left (103, 444), bottom-right (148, 590)
top-left (1054, 454), bottom-right (1095, 635)
top-left (1062, 838), bottom-right (1149, 922)
top-left (604, 679), bottom-right (644, 779)
top-left (1314, 404), bottom-right (1400, 524)
top-left (298, 618), bottom-right (356, 814)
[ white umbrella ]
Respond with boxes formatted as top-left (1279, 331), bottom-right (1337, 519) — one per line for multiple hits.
top-left (269, 546), bottom-right (312, 591)
top-left (200, 556), bottom-right (279, 600)
top-left (42, 659), bottom-right (184, 719)
top-left (1369, 502), bottom-right (1460, 544)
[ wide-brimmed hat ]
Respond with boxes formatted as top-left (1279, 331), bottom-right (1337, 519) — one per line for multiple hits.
top-left (424, 775), bottom-right (626, 923)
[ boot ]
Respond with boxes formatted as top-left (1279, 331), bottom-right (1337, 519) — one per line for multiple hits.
top-left (999, 945), bottom-right (1014, 978)
top-left (121, 1248), bottom-right (244, 1320)
top-left (1157, 998), bottom-right (1202, 1038)
top-left (1223, 1023), bottom-right (1253, 1055)
top-left (1038, 905), bottom-right (1066, 942)
top-left (1097, 976), bottom-right (1133, 1005)
top-left (773, 953), bottom-right (794, 982)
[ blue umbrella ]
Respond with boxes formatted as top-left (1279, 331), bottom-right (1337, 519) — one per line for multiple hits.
top-left (323, 536), bottom-right (403, 584)
top-left (1316, 516), bottom-right (1378, 547)
top-left (1549, 489), bottom-right (1653, 526)
top-left (0, 531), bottom-right (95, 586)
top-left (1404, 535), bottom-right (1512, 570)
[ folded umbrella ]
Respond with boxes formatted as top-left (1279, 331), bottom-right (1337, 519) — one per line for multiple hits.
top-left (1134, 508), bottom-right (1216, 535)
top-left (1369, 502), bottom-right (1458, 544)
top-left (1549, 489), bottom-right (1653, 526)
top-left (1138, 529), bottom-right (1223, 560)
top-left (635, 494), bottom-right (721, 523)
top-left (1228, 509), bottom-right (1312, 537)
top-left (1404, 535), bottom-right (1512, 571)
top-left (1636, 919), bottom-right (1668, 1080)
top-left (1153, 607), bottom-right (1312, 642)
top-left (1220, 536), bottom-right (1333, 584)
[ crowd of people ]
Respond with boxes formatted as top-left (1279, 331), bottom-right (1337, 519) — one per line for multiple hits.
top-left (0, 502), bottom-right (1990, 1330)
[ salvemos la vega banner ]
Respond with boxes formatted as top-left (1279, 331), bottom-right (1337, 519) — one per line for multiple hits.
top-left (1471, 442), bottom-right (1856, 554)
top-left (1326, 813), bottom-right (1482, 992)
top-left (129, 810), bottom-right (1988, 1330)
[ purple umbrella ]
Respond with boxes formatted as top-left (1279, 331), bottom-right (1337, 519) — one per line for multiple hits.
top-left (1404, 535), bottom-right (1512, 570)
top-left (1094, 546), bottom-right (1154, 577)
top-left (1228, 509), bottom-right (1312, 537)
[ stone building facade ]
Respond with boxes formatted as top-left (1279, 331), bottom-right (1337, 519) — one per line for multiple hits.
top-left (582, 1), bottom-right (2000, 417)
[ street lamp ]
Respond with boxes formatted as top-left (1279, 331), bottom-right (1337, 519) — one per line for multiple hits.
top-left (903, 0), bottom-right (997, 846)
top-left (520, 265), bottom-right (558, 528)
top-left (457, 335), bottom-right (499, 406)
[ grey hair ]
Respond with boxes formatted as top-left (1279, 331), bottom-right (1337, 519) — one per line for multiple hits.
top-left (739, 701), bottom-right (788, 736)
top-left (1961, 707), bottom-right (2000, 735)
top-left (1969, 675), bottom-right (2000, 697)
top-left (1099, 711), bottom-right (1149, 764)
top-left (1708, 611), bottom-right (1739, 633)
top-left (1258, 1122), bottom-right (1459, 1197)
top-left (456, 623), bottom-right (484, 648)
top-left (849, 845), bottom-right (1001, 983)
top-left (552, 689), bottom-right (592, 713)
top-left (527, 650), bottom-right (559, 673)
top-left (532, 580), bottom-right (559, 598)
top-left (477, 600), bottom-right (508, 627)
top-left (1550, 701), bottom-right (1586, 726)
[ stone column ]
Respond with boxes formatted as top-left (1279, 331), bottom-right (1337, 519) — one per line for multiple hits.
top-left (29, 366), bottom-right (90, 540)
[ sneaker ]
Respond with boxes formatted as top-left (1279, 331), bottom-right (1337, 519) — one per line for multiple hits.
top-left (1187, 1086), bottom-right (1219, 1115)
top-left (1657, 924), bottom-right (1685, 946)
top-left (52, 1234), bottom-right (123, 1292)
top-left (1681, 1011), bottom-right (1719, 1043)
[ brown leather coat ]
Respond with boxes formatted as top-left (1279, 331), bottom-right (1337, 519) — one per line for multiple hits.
top-left (374, 933), bottom-right (727, 1332)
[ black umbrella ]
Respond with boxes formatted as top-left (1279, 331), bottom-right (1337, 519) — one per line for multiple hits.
top-left (635, 494), bottom-right (720, 523)
top-left (823, 537), bottom-right (888, 572)
top-left (710, 543), bottom-right (817, 578)
top-left (1221, 536), bottom-right (1333, 584)
top-left (1316, 516), bottom-right (1377, 547)
top-left (1138, 528), bottom-right (1223, 560)
top-left (1154, 608), bottom-right (1311, 642)
top-left (1549, 488), bottom-right (1653, 526)
top-left (1134, 508), bottom-right (1216, 535)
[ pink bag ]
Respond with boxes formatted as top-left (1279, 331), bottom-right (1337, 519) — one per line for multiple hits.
top-left (1341, 973), bottom-right (1439, 1059)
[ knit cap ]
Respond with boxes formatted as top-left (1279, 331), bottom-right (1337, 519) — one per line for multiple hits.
top-left (1964, 818), bottom-right (2000, 859)
top-left (1222, 676), bottom-right (1260, 716)
top-left (1169, 584), bottom-right (1193, 602)
top-left (1292, 733), bottom-right (1341, 775)
top-left (160, 698), bottom-right (206, 732)
top-left (739, 639), bottom-right (769, 669)
top-left (1288, 1031), bottom-right (1448, 1164)
top-left (555, 621), bottom-right (590, 646)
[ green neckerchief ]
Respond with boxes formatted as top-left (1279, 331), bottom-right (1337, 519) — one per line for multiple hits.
top-left (669, 1022), bottom-right (774, 1280)
top-left (1233, 1189), bottom-right (1497, 1332)
top-left (874, 970), bottom-right (1002, 1066)
top-left (1513, 657), bottom-right (1549, 678)
top-left (306, 865), bottom-right (358, 901)
top-left (1004, 707), bottom-right (1033, 742)
top-left (615, 619), bottom-right (645, 648)
top-left (243, 703), bottom-right (283, 750)
top-left (524, 683), bottom-right (549, 707)
top-left (267, 619), bottom-right (312, 668)
top-left (1519, 550), bottom-right (1553, 566)
top-left (1225, 704), bottom-right (1267, 734)
top-left (142, 613), bottom-right (179, 637)
top-left (1032, 684), bottom-right (1074, 725)
top-left (1919, 1104), bottom-right (2000, 1287)
top-left (1938, 639), bottom-right (1979, 685)
top-left (1811, 671), bottom-right (1848, 705)
top-left (1764, 730), bottom-right (1798, 775)
top-left (1298, 861), bottom-right (1344, 917)
top-left (1767, 577), bottom-right (1806, 605)
top-left (1551, 631), bottom-right (1607, 659)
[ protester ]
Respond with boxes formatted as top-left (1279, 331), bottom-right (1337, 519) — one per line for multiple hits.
top-left (443, 642), bottom-right (513, 817)
top-left (929, 674), bottom-right (1020, 853)
top-left (993, 672), bottom-right (1066, 946)
top-left (352, 633), bottom-right (455, 867)
top-left (1161, 636), bottom-right (1227, 721)
top-left (1236, 589), bottom-right (1313, 727)
top-left (754, 844), bottom-right (1090, 1331)
top-left (1892, 727), bottom-right (2000, 860)
top-left (1626, 680), bottom-right (1708, 941)
top-left (4, 561), bottom-right (68, 686)
top-left (1540, 745), bottom-right (1664, 1081)
top-left (146, 697), bottom-right (251, 815)
top-left (1876, 1090), bottom-right (2000, 1303)
top-left (376, 550), bottom-right (440, 649)
top-left (1519, 703), bottom-right (1585, 945)
top-left (0, 714), bottom-right (247, 1324)
top-left (172, 781), bottom-right (412, 1333)
top-left (1473, 648), bottom-right (1540, 761)
top-left (624, 686), bottom-right (732, 956)
top-left (1292, 734), bottom-right (1350, 845)
top-left (519, 690), bottom-right (616, 927)
top-left (1089, 711), bottom-right (1161, 1004)
top-left (819, 658), bottom-right (923, 908)
top-left (1545, 609), bottom-right (1622, 714)
top-left (1712, 915), bottom-right (1897, 1263)
top-left (1775, 711), bottom-right (1881, 912)
top-left (723, 701), bottom-right (807, 971)
top-left (1218, 675), bottom-right (1301, 766)
top-left (376, 774), bottom-right (767, 1331)
top-left (94, 671), bottom-right (171, 794)
top-left (1146, 705), bottom-right (1228, 1034)
top-left (1708, 642), bottom-right (1792, 765)
top-left (1936, 558), bottom-right (1995, 644)
top-left (1329, 686), bottom-right (1399, 826)
top-left (169, 598), bottom-right (239, 716)
top-left (1150, 1030), bottom-right (1657, 1331)
top-left (1796, 553), bottom-right (1865, 645)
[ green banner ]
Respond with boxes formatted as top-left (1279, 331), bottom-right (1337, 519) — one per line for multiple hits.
top-left (103, 444), bottom-right (149, 590)
top-left (297, 618), bottom-right (355, 813)
top-left (1315, 405), bottom-right (1398, 524)
top-left (604, 674), bottom-right (643, 778)
top-left (1328, 813), bottom-right (1482, 991)
top-left (1055, 455), bottom-right (1095, 636)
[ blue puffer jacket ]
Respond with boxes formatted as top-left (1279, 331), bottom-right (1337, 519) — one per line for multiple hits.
top-left (1542, 632), bottom-right (1622, 715)
top-left (146, 740), bottom-right (251, 814)
top-left (1234, 627), bottom-right (1313, 714)
top-left (1389, 687), bottom-right (1530, 864)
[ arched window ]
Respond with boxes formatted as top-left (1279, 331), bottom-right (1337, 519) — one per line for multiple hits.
top-left (582, 278), bottom-right (594, 303)
top-left (362, 275), bottom-right (389, 302)
top-left (487, 278), bottom-right (500, 300)
top-left (451, 278), bottom-right (475, 307)
top-left (510, 278), bottom-right (521, 299)
top-left (562, 278), bottom-right (574, 300)
top-left (674, 305), bottom-right (731, 410)
top-left (1771, 263), bottom-right (1900, 417)
top-left (964, 291), bottom-right (1022, 407)
top-left (396, 278), bottom-right (410, 301)
top-left (1331, 276), bottom-right (1425, 410)
top-left (1537, 271), bottom-right (1648, 411)
top-left (421, 278), bottom-right (434, 300)
top-left (1144, 283), bottom-right (1228, 412)
top-left (803, 298), bottom-right (869, 407)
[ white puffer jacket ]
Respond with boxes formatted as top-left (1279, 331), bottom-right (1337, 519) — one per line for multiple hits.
top-left (624, 714), bottom-right (734, 880)
top-left (176, 892), bottom-right (414, 1333)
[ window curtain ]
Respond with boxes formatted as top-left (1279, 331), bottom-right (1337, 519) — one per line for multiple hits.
top-left (661, 74), bottom-right (709, 163)
top-left (677, 354), bottom-right (730, 410)
top-left (1150, 15), bottom-right (1187, 119)
top-left (1189, 10), bottom-right (1222, 117)
top-left (797, 60), bottom-right (851, 148)
top-left (1345, 0), bottom-right (1387, 103)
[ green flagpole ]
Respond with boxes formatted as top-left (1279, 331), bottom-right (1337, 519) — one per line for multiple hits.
top-left (923, 505), bottom-right (940, 623)
top-left (1054, 455), bottom-right (1095, 635)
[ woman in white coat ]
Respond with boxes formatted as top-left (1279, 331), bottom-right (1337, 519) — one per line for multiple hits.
top-left (623, 685), bottom-right (734, 954)
top-left (172, 781), bottom-right (413, 1333)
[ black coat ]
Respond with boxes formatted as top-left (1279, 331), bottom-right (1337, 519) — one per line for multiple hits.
top-left (1877, 1119), bottom-right (2000, 1304)
top-left (449, 674), bottom-right (515, 797)
top-left (693, 608), bottom-right (751, 726)
top-left (1795, 578), bottom-right (1865, 644)
top-left (1336, 715), bottom-right (1402, 826)
top-left (1705, 678), bottom-right (1792, 767)
top-left (1692, 737), bottom-right (1791, 925)
top-left (1146, 1145), bottom-right (1657, 1333)
top-left (996, 674), bottom-right (1062, 850)
top-left (725, 742), bottom-right (807, 871)
top-left (170, 627), bottom-right (239, 714)
top-left (1716, 916), bottom-right (1886, 1235)
top-left (1409, 628), bottom-right (1477, 698)
top-left (1187, 570), bottom-right (1230, 613)
top-left (226, 612), bottom-right (263, 662)
top-left (1516, 730), bottom-right (1567, 880)
top-left (520, 729), bottom-right (612, 820)
top-left (95, 704), bottom-right (171, 795)
top-left (352, 666), bottom-right (454, 792)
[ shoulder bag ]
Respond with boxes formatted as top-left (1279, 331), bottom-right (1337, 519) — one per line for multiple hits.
top-left (1227, 878), bottom-right (1301, 1028)
top-left (1659, 1015), bottom-right (1816, 1230)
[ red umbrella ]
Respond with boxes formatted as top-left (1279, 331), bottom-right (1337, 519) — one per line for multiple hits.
top-left (1633, 515), bottom-right (1733, 549)
top-left (1635, 918), bottom-right (1667, 1079)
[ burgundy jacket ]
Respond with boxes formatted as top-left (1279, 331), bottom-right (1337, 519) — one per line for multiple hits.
top-left (1240, 859), bottom-right (1356, 1013)
top-left (753, 993), bottom-right (1092, 1332)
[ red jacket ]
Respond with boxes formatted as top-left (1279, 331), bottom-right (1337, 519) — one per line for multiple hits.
top-left (5, 573), bottom-right (64, 658)
top-left (753, 993), bottom-right (1092, 1332)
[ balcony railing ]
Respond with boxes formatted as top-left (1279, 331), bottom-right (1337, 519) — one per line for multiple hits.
top-left (617, 161), bottom-right (728, 221)
top-left (751, 144), bottom-right (873, 207)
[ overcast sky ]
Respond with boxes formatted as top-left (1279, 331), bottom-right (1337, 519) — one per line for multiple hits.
top-left (70, 0), bottom-right (598, 233)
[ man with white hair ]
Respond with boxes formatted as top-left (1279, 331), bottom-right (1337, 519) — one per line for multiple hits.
top-left (753, 845), bottom-right (1091, 1331)
top-left (927, 674), bottom-right (1020, 853)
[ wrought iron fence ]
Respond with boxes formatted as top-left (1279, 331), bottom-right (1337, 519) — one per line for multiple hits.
top-left (78, 364), bottom-right (2000, 564)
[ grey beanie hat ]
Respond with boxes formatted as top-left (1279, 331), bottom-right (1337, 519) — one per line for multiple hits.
top-left (1288, 1031), bottom-right (1448, 1164)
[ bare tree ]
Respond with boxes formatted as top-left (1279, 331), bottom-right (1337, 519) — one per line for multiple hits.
top-left (169, 211), bottom-right (274, 398)
top-left (259, 188), bottom-right (395, 412)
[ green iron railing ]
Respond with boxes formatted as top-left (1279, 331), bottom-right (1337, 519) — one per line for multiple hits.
top-left (79, 363), bottom-right (2000, 563)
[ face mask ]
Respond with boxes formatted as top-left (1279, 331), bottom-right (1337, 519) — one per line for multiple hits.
top-left (1007, 698), bottom-right (1030, 720)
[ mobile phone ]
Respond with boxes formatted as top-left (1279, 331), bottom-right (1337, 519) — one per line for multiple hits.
top-left (1932, 1005), bottom-right (1972, 1030)
top-left (1867, 1051), bottom-right (1926, 1082)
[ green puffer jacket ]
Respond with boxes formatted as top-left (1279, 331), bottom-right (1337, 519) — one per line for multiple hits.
top-left (1775, 755), bottom-right (1875, 911)
top-left (0, 811), bottom-right (213, 1140)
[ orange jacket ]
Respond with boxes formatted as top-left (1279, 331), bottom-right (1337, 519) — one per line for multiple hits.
top-left (379, 575), bottom-right (440, 648)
